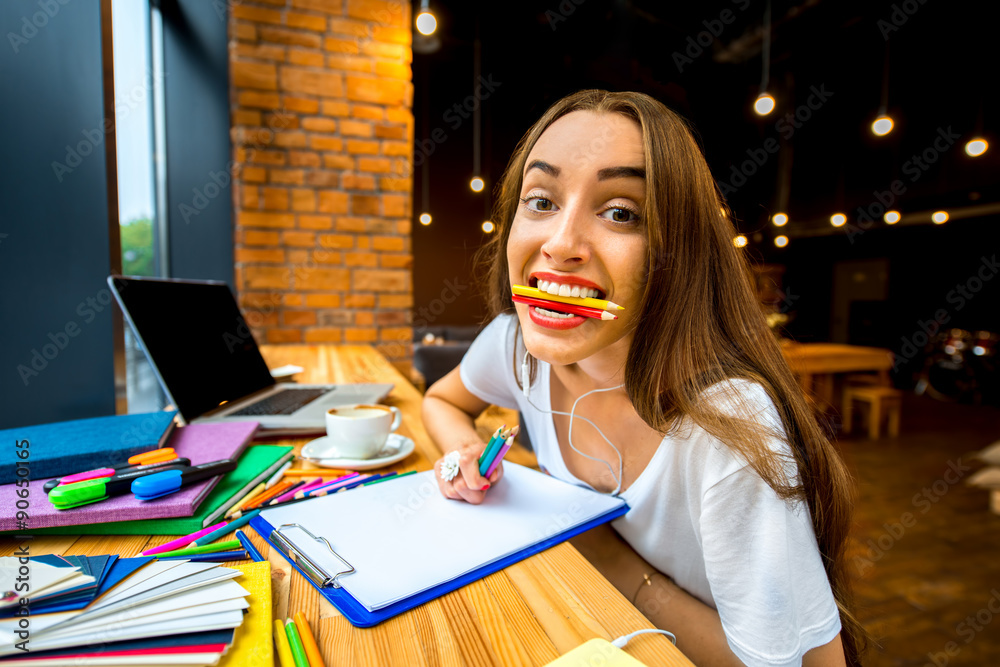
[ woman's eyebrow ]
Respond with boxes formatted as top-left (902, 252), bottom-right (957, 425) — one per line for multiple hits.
top-left (525, 160), bottom-right (560, 177)
top-left (597, 166), bottom-right (645, 181)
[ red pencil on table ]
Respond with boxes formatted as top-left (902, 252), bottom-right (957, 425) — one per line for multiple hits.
top-left (512, 295), bottom-right (617, 320)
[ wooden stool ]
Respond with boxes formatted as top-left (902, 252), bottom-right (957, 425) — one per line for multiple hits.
top-left (842, 386), bottom-right (902, 439)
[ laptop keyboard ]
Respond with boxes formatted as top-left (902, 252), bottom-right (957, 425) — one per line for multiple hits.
top-left (229, 388), bottom-right (328, 416)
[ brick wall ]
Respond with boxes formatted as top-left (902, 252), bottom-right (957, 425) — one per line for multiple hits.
top-left (229, 0), bottom-right (414, 374)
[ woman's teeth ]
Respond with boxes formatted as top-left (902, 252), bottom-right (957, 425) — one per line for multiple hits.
top-left (533, 306), bottom-right (575, 319)
top-left (536, 280), bottom-right (600, 299)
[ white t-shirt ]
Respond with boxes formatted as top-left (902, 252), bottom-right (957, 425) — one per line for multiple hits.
top-left (459, 314), bottom-right (842, 666)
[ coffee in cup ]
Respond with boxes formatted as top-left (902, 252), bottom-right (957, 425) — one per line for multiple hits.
top-left (320, 404), bottom-right (402, 460)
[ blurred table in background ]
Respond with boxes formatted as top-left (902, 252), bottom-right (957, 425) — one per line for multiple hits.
top-left (781, 342), bottom-right (894, 409)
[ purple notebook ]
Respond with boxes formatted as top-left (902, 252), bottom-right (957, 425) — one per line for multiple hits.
top-left (0, 421), bottom-right (258, 532)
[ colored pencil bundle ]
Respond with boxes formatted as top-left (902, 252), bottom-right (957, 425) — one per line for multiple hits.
top-left (512, 295), bottom-right (617, 320)
top-left (274, 612), bottom-right (324, 666)
top-left (478, 425), bottom-right (519, 477)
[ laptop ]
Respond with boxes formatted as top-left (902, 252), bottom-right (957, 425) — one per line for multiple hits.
top-left (108, 276), bottom-right (394, 435)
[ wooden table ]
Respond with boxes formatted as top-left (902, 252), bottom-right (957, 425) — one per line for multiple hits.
top-left (0, 344), bottom-right (691, 667)
top-left (781, 342), bottom-right (894, 408)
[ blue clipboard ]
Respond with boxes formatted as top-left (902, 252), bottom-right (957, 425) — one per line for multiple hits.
top-left (249, 502), bottom-right (628, 627)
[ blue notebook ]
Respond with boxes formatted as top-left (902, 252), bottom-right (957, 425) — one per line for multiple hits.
top-left (250, 462), bottom-right (628, 627)
top-left (0, 411), bottom-right (177, 484)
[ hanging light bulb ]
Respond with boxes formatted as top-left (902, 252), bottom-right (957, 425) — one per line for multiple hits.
top-left (830, 213), bottom-right (847, 227)
top-left (884, 210), bottom-right (901, 224)
top-left (481, 221), bottom-right (494, 233)
top-left (419, 213), bottom-right (432, 226)
top-left (415, 0), bottom-right (437, 35)
top-left (733, 235), bottom-right (748, 248)
top-left (774, 235), bottom-right (789, 248)
top-left (932, 211), bottom-right (948, 224)
top-left (872, 116), bottom-right (894, 136)
top-left (965, 138), bottom-right (988, 157)
top-left (469, 177), bottom-right (484, 192)
top-left (772, 212), bottom-right (788, 227)
top-left (754, 93), bottom-right (775, 116)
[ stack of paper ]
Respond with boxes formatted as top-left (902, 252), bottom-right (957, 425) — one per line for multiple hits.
top-left (0, 556), bottom-right (253, 665)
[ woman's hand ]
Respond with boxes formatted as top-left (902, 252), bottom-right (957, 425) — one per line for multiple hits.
top-left (434, 441), bottom-right (504, 504)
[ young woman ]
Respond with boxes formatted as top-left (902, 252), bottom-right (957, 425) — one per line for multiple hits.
top-left (421, 90), bottom-right (863, 666)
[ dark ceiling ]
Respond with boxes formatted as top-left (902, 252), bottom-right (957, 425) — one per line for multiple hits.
top-left (411, 0), bottom-right (999, 329)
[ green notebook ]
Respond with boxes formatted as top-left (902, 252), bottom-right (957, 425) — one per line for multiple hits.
top-left (22, 445), bottom-right (294, 535)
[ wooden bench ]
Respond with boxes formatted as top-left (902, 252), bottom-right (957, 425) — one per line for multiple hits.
top-left (842, 386), bottom-right (902, 439)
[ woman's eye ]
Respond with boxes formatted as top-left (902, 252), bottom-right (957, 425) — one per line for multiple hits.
top-left (600, 207), bottom-right (639, 224)
top-left (523, 197), bottom-right (554, 212)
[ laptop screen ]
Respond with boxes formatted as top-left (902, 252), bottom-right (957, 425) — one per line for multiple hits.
top-left (110, 277), bottom-right (276, 421)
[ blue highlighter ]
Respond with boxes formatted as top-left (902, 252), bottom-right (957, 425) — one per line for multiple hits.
top-left (132, 459), bottom-right (237, 500)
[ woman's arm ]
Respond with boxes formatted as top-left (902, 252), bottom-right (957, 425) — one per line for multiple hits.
top-left (423, 365), bottom-right (503, 503)
top-left (569, 524), bottom-right (846, 666)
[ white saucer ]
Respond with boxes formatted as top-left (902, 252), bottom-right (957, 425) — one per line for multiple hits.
top-left (299, 433), bottom-right (416, 471)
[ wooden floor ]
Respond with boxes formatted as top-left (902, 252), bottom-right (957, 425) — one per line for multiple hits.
top-left (837, 393), bottom-right (1000, 666)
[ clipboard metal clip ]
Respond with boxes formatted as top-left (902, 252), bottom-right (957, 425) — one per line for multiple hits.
top-left (271, 523), bottom-right (355, 589)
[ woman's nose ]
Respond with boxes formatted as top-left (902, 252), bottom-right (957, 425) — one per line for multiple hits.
top-left (540, 206), bottom-right (591, 266)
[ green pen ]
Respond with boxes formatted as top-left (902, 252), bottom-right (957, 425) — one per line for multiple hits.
top-left (285, 618), bottom-right (310, 667)
top-left (152, 539), bottom-right (241, 559)
top-left (49, 464), bottom-right (185, 510)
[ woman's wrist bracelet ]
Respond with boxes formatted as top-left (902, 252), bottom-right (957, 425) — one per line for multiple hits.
top-left (631, 571), bottom-right (672, 605)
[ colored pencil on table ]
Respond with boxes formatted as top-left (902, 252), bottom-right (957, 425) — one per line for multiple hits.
top-left (361, 471), bottom-right (398, 485)
top-left (300, 472), bottom-right (361, 498)
top-left (265, 461), bottom-right (293, 489)
top-left (511, 284), bottom-right (623, 311)
top-left (285, 618), bottom-right (309, 667)
top-left (157, 549), bottom-right (247, 562)
top-left (364, 470), bottom-right (415, 485)
top-left (141, 521), bottom-right (228, 555)
top-left (293, 611), bottom-right (324, 667)
top-left (265, 480), bottom-right (308, 505)
top-left (274, 618), bottom-right (296, 667)
top-left (280, 469), bottom-right (346, 477)
top-left (274, 477), bottom-right (326, 502)
top-left (224, 481), bottom-right (266, 519)
top-left (152, 539), bottom-right (242, 559)
top-left (194, 510), bottom-right (260, 546)
top-left (244, 479), bottom-right (296, 510)
top-left (512, 294), bottom-right (617, 320)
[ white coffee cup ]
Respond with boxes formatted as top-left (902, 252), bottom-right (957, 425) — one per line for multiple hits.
top-left (322, 404), bottom-right (403, 459)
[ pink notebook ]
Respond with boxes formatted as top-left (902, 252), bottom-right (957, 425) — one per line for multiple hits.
top-left (0, 421), bottom-right (258, 532)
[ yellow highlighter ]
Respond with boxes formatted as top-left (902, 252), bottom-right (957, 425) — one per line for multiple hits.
top-left (273, 618), bottom-right (296, 667)
top-left (512, 284), bottom-right (623, 312)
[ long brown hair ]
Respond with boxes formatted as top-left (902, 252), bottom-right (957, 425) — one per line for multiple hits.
top-left (478, 90), bottom-right (865, 664)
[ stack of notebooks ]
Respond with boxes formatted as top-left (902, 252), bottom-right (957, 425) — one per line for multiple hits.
top-left (0, 554), bottom-right (271, 666)
top-left (0, 413), bottom-right (295, 535)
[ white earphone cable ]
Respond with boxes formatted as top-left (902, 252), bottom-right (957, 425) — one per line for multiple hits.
top-left (521, 349), bottom-right (625, 496)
